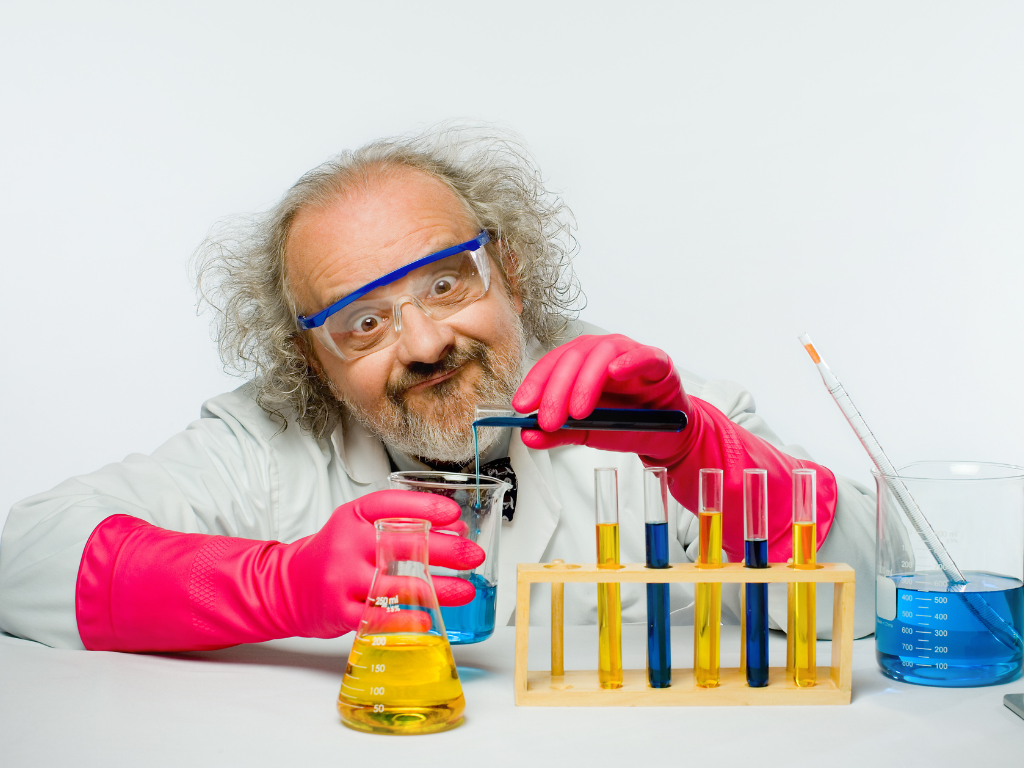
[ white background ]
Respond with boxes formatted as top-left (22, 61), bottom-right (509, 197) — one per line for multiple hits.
top-left (2, 1), bottom-right (1022, 530)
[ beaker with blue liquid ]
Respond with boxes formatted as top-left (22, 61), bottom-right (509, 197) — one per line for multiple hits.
top-left (875, 462), bottom-right (1024, 686)
top-left (390, 472), bottom-right (510, 645)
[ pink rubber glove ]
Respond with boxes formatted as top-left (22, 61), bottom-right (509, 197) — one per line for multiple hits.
top-left (75, 490), bottom-right (484, 652)
top-left (513, 334), bottom-right (837, 563)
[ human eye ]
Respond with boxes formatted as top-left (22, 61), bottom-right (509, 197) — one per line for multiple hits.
top-left (349, 312), bottom-right (388, 335)
top-left (428, 274), bottom-right (461, 298)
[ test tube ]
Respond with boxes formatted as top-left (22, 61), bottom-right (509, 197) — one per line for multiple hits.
top-left (694, 468), bottom-right (723, 688)
top-left (743, 469), bottom-right (769, 688)
top-left (644, 467), bottom-right (672, 688)
top-left (790, 468), bottom-right (817, 688)
top-left (595, 468), bottom-right (623, 690)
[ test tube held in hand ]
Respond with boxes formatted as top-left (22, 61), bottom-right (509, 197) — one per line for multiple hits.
top-left (695, 468), bottom-right (723, 688)
top-left (644, 467), bottom-right (672, 688)
top-left (594, 468), bottom-right (623, 690)
top-left (743, 469), bottom-right (769, 688)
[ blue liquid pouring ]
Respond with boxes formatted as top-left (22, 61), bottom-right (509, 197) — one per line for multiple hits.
top-left (440, 572), bottom-right (497, 645)
top-left (645, 522), bottom-right (671, 688)
top-left (744, 539), bottom-right (769, 688)
top-left (876, 571), bottom-right (1024, 687)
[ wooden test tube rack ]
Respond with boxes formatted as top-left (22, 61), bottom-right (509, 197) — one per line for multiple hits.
top-left (514, 561), bottom-right (855, 706)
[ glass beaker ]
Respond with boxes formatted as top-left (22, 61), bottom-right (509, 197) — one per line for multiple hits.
top-left (390, 472), bottom-right (510, 644)
top-left (875, 461), bottom-right (1024, 687)
top-left (337, 518), bottom-right (465, 735)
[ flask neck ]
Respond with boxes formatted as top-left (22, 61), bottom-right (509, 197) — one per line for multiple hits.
top-left (375, 518), bottom-right (431, 573)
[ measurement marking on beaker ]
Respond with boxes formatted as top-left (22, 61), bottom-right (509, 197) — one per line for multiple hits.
top-left (341, 682), bottom-right (363, 692)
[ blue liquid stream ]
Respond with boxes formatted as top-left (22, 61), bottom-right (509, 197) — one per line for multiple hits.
top-left (744, 539), bottom-right (769, 688)
top-left (645, 522), bottom-right (671, 688)
top-left (876, 571), bottom-right (1023, 687)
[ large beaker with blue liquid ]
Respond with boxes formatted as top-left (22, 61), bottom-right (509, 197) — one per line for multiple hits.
top-left (390, 472), bottom-right (510, 644)
top-left (875, 461), bottom-right (1024, 686)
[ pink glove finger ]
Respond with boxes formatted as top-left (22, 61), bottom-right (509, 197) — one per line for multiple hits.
top-left (369, 574), bottom-right (438, 606)
top-left (434, 520), bottom-right (470, 536)
top-left (512, 342), bottom-right (575, 413)
top-left (520, 428), bottom-right (589, 451)
top-left (355, 490), bottom-right (462, 527)
top-left (341, 601), bottom-right (369, 632)
top-left (606, 345), bottom-right (673, 385)
top-left (427, 532), bottom-right (485, 570)
top-left (358, 606), bottom-right (434, 634)
top-left (568, 336), bottom-right (635, 418)
top-left (536, 341), bottom-right (601, 430)
top-left (432, 575), bottom-right (478, 607)
top-left (340, 561), bottom-right (379, 608)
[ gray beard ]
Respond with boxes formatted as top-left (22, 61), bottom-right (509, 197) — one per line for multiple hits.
top-left (341, 327), bottom-right (525, 465)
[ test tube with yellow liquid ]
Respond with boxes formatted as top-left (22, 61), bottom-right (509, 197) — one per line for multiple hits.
top-left (695, 468), bottom-right (724, 688)
top-left (595, 467), bottom-right (623, 690)
top-left (337, 519), bottom-right (465, 735)
top-left (790, 468), bottom-right (817, 687)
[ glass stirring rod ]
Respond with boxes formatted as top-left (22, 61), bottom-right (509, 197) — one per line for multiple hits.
top-left (799, 333), bottom-right (1022, 652)
top-left (797, 333), bottom-right (965, 584)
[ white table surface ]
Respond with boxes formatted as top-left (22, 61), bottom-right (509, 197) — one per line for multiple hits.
top-left (1, 623), bottom-right (1021, 767)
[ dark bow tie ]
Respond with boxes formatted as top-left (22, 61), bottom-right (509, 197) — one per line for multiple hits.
top-left (475, 457), bottom-right (518, 522)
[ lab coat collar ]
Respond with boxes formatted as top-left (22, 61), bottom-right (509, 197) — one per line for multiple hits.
top-left (330, 413), bottom-right (392, 486)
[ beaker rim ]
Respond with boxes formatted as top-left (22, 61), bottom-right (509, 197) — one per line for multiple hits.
top-left (871, 460), bottom-right (1024, 482)
top-left (389, 470), bottom-right (512, 491)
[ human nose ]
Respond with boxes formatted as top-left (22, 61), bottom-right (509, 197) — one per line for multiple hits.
top-left (392, 299), bottom-right (456, 365)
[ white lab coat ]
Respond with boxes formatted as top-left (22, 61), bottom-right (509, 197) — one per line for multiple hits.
top-left (0, 323), bottom-right (877, 649)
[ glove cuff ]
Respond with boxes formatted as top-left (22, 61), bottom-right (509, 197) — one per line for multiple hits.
top-left (75, 515), bottom-right (290, 652)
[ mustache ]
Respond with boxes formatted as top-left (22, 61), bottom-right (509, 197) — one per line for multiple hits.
top-left (386, 341), bottom-right (490, 405)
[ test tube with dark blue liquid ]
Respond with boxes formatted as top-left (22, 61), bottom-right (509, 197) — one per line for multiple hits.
top-left (644, 467), bottom-right (672, 688)
top-left (744, 469), bottom-right (769, 687)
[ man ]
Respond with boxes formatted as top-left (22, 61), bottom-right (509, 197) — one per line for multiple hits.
top-left (0, 126), bottom-right (876, 651)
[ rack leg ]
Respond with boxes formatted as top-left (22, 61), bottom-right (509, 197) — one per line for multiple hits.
top-left (514, 579), bottom-right (531, 703)
top-left (551, 559), bottom-right (565, 677)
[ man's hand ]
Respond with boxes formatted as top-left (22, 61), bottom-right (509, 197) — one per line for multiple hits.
top-left (510, 333), bottom-right (838, 564)
top-left (512, 334), bottom-right (694, 463)
top-left (289, 490), bottom-right (485, 634)
top-left (75, 490), bottom-right (485, 651)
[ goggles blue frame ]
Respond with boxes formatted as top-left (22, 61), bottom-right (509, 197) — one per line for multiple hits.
top-left (296, 231), bottom-right (491, 331)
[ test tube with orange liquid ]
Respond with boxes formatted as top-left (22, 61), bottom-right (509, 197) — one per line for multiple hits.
top-left (790, 468), bottom-right (817, 687)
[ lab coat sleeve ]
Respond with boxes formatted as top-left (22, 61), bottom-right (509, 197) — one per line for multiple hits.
top-left (676, 377), bottom-right (877, 639)
top-left (0, 386), bottom-right (300, 649)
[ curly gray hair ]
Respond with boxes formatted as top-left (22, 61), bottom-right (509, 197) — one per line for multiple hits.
top-left (193, 124), bottom-right (584, 438)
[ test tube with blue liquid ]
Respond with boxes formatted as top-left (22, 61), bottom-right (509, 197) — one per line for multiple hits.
top-left (743, 468), bottom-right (769, 688)
top-left (643, 467), bottom-right (671, 688)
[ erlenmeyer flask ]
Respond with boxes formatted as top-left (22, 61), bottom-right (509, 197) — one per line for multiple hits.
top-left (337, 518), bottom-right (465, 735)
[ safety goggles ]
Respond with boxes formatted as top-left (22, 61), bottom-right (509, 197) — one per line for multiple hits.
top-left (297, 231), bottom-right (492, 360)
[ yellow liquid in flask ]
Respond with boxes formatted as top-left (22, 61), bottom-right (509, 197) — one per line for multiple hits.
top-left (338, 633), bottom-right (465, 735)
